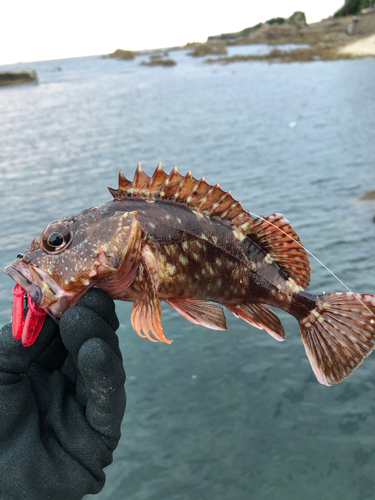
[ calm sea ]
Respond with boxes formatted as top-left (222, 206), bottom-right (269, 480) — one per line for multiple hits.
top-left (1, 46), bottom-right (375, 500)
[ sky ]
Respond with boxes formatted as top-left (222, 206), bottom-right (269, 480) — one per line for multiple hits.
top-left (0, 0), bottom-right (345, 65)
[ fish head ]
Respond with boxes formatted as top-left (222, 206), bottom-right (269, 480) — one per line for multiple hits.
top-left (4, 204), bottom-right (142, 319)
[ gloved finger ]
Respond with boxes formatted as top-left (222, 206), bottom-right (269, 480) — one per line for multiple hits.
top-left (60, 305), bottom-right (122, 366)
top-left (34, 335), bottom-right (68, 372)
top-left (0, 316), bottom-right (59, 375)
top-left (75, 288), bottom-right (119, 331)
top-left (78, 338), bottom-right (126, 442)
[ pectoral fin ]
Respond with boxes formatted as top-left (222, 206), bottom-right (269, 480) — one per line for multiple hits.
top-left (226, 302), bottom-right (285, 341)
top-left (165, 298), bottom-right (227, 330)
top-left (130, 261), bottom-right (172, 343)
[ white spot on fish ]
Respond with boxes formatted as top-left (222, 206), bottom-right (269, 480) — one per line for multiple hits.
top-left (264, 254), bottom-right (273, 265)
top-left (166, 263), bottom-right (176, 275)
top-left (179, 255), bottom-right (188, 265)
top-left (182, 241), bottom-right (189, 251)
top-left (286, 278), bottom-right (303, 293)
top-left (233, 230), bottom-right (246, 242)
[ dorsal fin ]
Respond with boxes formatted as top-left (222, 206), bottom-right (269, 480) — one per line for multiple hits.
top-left (107, 164), bottom-right (246, 221)
top-left (108, 165), bottom-right (310, 288)
top-left (237, 213), bottom-right (311, 289)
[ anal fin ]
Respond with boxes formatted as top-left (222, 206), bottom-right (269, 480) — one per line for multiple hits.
top-left (165, 298), bottom-right (227, 330)
top-left (226, 302), bottom-right (285, 341)
top-left (130, 261), bottom-right (172, 343)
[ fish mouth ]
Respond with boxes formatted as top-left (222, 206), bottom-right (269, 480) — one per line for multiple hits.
top-left (4, 259), bottom-right (61, 314)
top-left (4, 259), bottom-right (92, 319)
top-left (5, 263), bottom-right (46, 307)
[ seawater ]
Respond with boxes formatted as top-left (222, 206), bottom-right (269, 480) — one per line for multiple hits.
top-left (0, 46), bottom-right (375, 500)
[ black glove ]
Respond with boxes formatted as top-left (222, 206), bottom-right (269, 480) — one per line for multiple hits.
top-left (0, 288), bottom-right (126, 500)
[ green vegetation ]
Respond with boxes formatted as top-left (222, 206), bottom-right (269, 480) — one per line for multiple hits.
top-left (334, 0), bottom-right (373, 17)
top-left (236, 11), bottom-right (305, 38)
top-left (267, 17), bottom-right (285, 25)
top-left (238, 23), bottom-right (262, 36)
top-left (289, 11), bottom-right (307, 26)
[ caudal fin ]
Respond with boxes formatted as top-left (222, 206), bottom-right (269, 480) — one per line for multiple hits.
top-left (299, 293), bottom-right (375, 386)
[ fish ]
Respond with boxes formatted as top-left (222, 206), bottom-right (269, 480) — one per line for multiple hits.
top-left (4, 163), bottom-right (375, 386)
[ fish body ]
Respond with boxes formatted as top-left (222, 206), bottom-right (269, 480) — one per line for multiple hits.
top-left (5, 164), bottom-right (375, 385)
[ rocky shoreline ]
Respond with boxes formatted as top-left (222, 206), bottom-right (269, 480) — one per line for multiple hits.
top-left (105, 8), bottom-right (375, 67)
top-left (202, 9), bottom-right (375, 62)
top-left (0, 69), bottom-right (38, 87)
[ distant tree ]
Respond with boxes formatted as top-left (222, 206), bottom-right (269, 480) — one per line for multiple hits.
top-left (334, 0), bottom-right (372, 17)
top-left (266, 17), bottom-right (285, 25)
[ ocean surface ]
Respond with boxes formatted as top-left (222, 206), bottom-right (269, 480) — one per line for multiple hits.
top-left (1, 45), bottom-right (375, 500)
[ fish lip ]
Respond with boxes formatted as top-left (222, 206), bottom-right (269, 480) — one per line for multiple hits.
top-left (4, 263), bottom-right (44, 306)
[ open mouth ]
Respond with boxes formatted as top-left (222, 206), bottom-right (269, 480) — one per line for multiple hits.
top-left (4, 264), bottom-right (44, 306)
top-left (4, 259), bottom-right (93, 346)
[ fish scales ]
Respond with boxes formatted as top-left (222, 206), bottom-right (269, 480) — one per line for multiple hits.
top-left (4, 164), bottom-right (375, 386)
top-left (115, 197), bottom-right (288, 305)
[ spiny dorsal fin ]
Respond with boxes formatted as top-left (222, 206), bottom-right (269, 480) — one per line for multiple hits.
top-left (108, 165), bottom-right (310, 288)
top-left (108, 165), bottom-right (245, 222)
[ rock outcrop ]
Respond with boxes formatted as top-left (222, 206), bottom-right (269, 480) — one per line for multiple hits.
top-left (188, 41), bottom-right (227, 57)
top-left (359, 190), bottom-right (375, 200)
top-left (141, 58), bottom-right (176, 66)
top-left (0, 69), bottom-right (37, 87)
top-left (109, 49), bottom-right (135, 60)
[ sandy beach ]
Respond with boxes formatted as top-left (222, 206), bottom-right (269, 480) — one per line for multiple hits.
top-left (338, 33), bottom-right (375, 56)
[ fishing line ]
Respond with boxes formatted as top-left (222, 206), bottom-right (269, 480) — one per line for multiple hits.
top-left (248, 211), bottom-right (375, 319)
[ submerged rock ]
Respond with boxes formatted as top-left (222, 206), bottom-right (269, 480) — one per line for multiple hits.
top-left (0, 69), bottom-right (37, 87)
top-left (359, 190), bottom-right (375, 200)
top-left (141, 58), bottom-right (176, 66)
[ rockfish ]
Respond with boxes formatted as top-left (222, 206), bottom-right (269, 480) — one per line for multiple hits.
top-left (4, 164), bottom-right (375, 385)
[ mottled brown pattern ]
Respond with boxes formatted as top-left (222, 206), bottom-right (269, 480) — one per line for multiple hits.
top-left (4, 164), bottom-right (375, 386)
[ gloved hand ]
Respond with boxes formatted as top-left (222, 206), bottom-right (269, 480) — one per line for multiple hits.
top-left (0, 288), bottom-right (126, 500)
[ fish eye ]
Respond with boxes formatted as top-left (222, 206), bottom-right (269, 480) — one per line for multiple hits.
top-left (40, 223), bottom-right (72, 254)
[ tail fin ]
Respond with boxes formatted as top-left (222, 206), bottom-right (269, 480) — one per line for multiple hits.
top-left (299, 293), bottom-right (375, 386)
